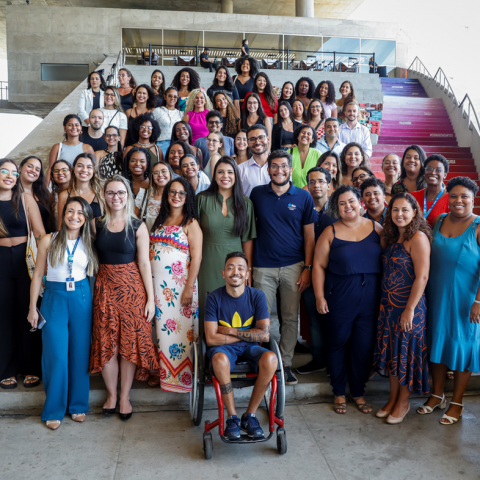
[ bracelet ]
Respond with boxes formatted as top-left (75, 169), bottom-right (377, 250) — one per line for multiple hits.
top-left (474, 300), bottom-right (480, 304)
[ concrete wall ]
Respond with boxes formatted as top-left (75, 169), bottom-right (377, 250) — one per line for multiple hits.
top-left (6, 5), bottom-right (405, 103)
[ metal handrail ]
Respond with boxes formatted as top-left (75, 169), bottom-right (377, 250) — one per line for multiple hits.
top-left (408, 56), bottom-right (480, 134)
top-left (107, 51), bottom-right (124, 87)
top-left (0, 81), bottom-right (8, 101)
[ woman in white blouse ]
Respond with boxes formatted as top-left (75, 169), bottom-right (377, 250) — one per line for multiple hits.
top-left (100, 86), bottom-right (128, 146)
top-left (77, 71), bottom-right (106, 128)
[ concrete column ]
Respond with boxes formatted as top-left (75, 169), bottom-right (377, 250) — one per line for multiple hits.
top-left (296, 0), bottom-right (314, 17)
top-left (221, 0), bottom-right (233, 14)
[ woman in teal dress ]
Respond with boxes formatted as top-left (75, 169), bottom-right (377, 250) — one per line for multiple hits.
top-left (418, 177), bottom-right (480, 425)
top-left (196, 156), bottom-right (256, 321)
top-left (373, 193), bottom-right (431, 424)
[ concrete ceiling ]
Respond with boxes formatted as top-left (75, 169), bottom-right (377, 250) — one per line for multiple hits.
top-left (0, 0), bottom-right (365, 62)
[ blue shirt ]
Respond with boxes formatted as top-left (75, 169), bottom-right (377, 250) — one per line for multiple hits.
top-left (250, 182), bottom-right (317, 268)
top-left (314, 201), bottom-right (335, 242)
top-left (316, 136), bottom-right (346, 156)
top-left (194, 136), bottom-right (235, 168)
top-left (205, 286), bottom-right (269, 349)
top-left (364, 206), bottom-right (388, 226)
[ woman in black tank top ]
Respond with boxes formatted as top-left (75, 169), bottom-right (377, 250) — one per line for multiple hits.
top-left (90, 175), bottom-right (158, 420)
top-left (0, 159), bottom-right (45, 390)
top-left (57, 153), bottom-right (104, 230)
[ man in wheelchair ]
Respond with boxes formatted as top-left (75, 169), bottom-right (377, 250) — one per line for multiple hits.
top-left (204, 252), bottom-right (278, 440)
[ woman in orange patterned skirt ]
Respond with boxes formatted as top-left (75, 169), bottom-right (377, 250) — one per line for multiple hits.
top-left (150, 177), bottom-right (202, 392)
top-left (90, 175), bottom-right (158, 421)
top-left (373, 193), bottom-right (431, 424)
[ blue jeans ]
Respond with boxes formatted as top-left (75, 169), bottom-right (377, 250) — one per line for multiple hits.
top-left (40, 279), bottom-right (92, 421)
top-left (303, 285), bottom-right (326, 365)
top-left (157, 140), bottom-right (171, 156)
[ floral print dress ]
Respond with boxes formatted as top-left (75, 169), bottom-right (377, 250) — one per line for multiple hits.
top-left (150, 224), bottom-right (199, 393)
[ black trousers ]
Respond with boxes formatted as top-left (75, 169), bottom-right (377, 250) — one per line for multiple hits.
top-left (0, 243), bottom-right (42, 380)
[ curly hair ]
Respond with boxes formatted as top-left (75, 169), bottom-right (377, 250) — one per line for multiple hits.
top-left (317, 151), bottom-right (343, 188)
top-left (295, 77), bottom-right (315, 99)
top-left (171, 67), bottom-right (201, 92)
top-left (446, 176), bottom-right (479, 195)
top-left (123, 147), bottom-right (152, 190)
top-left (151, 177), bottom-right (198, 231)
top-left (87, 70), bottom-right (106, 91)
top-left (424, 154), bottom-right (450, 173)
top-left (132, 84), bottom-right (157, 110)
top-left (327, 184), bottom-right (361, 220)
top-left (306, 99), bottom-right (325, 122)
top-left (313, 80), bottom-right (336, 104)
top-left (253, 72), bottom-right (277, 112)
top-left (118, 68), bottom-right (137, 89)
top-left (381, 193), bottom-right (432, 247)
top-left (213, 91), bottom-right (239, 137)
top-left (185, 88), bottom-right (213, 113)
top-left (293, 124), bottom-right (318, 148)
top-left (211, 66), bottom-right (236, 92)
top-left (279, 81), bottom-right (296, 104)
top-left (340, 142), bottom-right (368, 176)
top-left (130, 112), bottom-right (161, 144)
top-left (234, 56), bottom-right (259, 78)
top-left (360, 175), bottom-right (386, 196)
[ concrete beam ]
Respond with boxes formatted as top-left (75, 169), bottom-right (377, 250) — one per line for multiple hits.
top-left (296, 0), bottom-right (314, 18)
top-left (220, 0), bottom-right (233, 14)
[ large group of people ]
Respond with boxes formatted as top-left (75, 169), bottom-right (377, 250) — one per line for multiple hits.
top-left (0, 60), bottom-right (478, 439)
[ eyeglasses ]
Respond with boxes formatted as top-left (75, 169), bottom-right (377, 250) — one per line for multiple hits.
top-left (309, 179), bottom-right (328, 186)
top-left (208, 121), bottom-right (222, 126)
top-left (247, 102), bottom-right (259, 107)
top-left (383, 161), bottom-right (399, 167)
top-left (167, 94), bottom-right (178, 99)
top-left (270, 164), bottom-right (290, 171)
top-left (106, 191), bottom-right (127, 198)
top-left (310, 105), bottom-right (322, 110)
top-left (105, 93), bottom-right (115, 97)
top-left (207, 139), bottom-right (220, 143)
top-left (118, 74), bottom-right (127, 77)
top-left (140, 125), bottom-right (154, 130)
top-left (169, 189), bottom-right (187, 198)
top-left (0, 168), bottom-right (19, 177)
top-left (153, 169), bottom-right (170, 176)
top-left (425, 166), bottom-right (444, 173)
top-left (105, 134), bottom-right (119, 139)
top-left (53, 168), bottom-right (69, 175)
top-left (248, 134), bottom-right (267, 143)
top-left (353, 173), bottom-right (370, 184)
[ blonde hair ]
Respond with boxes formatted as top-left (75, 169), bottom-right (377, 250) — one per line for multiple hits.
top-left (207, 131), bottom-right (226, 157)
top-left (99, 175), bottom-right (137, 240)
top-left (185, 88), bottom-right (213, 113)
top-left (105, 86), bottom-right (124, 113)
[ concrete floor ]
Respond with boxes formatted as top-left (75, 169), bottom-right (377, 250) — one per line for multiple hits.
top-left (1, 395), bottom-right (480, 480)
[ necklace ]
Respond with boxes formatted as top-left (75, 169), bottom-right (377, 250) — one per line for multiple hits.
top-left (138, 141), bottom-right (152, 146)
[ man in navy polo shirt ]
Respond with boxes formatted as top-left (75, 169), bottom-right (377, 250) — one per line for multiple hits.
top-left (250, 150), bottom-right (316, 385)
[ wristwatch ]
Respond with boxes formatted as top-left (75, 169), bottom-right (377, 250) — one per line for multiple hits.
top-left (304, 265), bottom-right (312, 271)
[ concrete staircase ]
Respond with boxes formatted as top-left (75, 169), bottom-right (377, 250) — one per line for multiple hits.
top-left (372, 78), bottom-right (480, 212)
top-left (126, 65), bottom-right (384, 104)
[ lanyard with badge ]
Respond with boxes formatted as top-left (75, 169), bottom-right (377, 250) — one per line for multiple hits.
top-left (423, 185), bottom-right (444, 220)
top-left (66, 237), bottom-right (80, 291)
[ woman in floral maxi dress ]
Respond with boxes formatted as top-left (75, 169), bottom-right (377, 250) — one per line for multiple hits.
top-left (149, 178), bottom-right (203, 392)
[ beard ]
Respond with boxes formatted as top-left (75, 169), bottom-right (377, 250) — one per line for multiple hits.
top-left (271, 175), bottom-right (290, 187)
top-left (90, 124), bottom-right (102, 131)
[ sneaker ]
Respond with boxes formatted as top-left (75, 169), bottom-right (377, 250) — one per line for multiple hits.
top-left (241, 413), bottom-right (264, 438)
top-left (284, 366), bottom-right (298, 385)
top-left (224, 415), bottom-right (241, 440)
top-left (296, 360), bottom-right (327, 375)
top-left (294, 341), bottom-right (311, 354)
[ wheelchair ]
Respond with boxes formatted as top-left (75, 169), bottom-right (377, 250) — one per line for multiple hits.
top-left (190, 336), bottom-right (287, 459)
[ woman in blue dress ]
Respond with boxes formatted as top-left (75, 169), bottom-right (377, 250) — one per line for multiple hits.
top-left (417, 177), bottom-right (480, 425)
top-left (373, 193), bottom-right (431, 424)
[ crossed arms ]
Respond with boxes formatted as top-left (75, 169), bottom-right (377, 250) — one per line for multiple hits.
top-left (205, 319), bottom-right (270, 346)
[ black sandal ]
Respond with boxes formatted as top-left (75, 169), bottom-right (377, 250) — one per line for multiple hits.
top-left (24, 375), bottom-right (41, 388)
top-left (0, 377), bottom-right (17, 390)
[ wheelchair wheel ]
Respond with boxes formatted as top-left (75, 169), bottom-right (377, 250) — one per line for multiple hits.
top-left (276, 428), bottom-right (287, 455)
top-left (190, 341), bottom-right (204, 426)
top-left (264, 339), bottom-right (286, 418)
top-left (203, 432), bottom-right (213, 460)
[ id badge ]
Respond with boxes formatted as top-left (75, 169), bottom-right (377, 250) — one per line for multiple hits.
top-left (66, 278), bottom-right (75, 291)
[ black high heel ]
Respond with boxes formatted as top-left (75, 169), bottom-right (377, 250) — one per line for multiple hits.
top-left (102, 402), bottom-right (117, 415)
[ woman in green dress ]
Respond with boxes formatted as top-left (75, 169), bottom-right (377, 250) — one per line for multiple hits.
top-left (197, 156), bottom-right (256, 321)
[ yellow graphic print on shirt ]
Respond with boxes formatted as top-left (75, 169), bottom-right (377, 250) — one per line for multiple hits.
top-left (219, 312), bottom-right (254, 329)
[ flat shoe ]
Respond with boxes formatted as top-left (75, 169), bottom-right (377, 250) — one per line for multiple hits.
top-left (376, 409), bottom-right (392, 418)
top-left (46, 420), bottom-right (61, 430)
top-left (71, 413), bottom-right (86, 422)
top-left (386, 405), bottom-right (410, 424)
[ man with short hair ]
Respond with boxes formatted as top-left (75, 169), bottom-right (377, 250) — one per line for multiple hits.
top-left (194, 110), bottom-right (234, 167)
top-left (338, 102), bottom-right (372, 157)
top-left (205, 252), bottom-right (278, 440)
top-left (237, 124), bottom-right (270, 197)
top-left (316, 117), bottom-right (346, 155)
top-left (361, 176), bottom-right (388, 225)
top-left (79, 109), bottom-right (107, 151)
top-left (250, 150), bottom-right (316, 385)
top-left (200, 47), bottom-right (216, 73)
top-left (297, 167), bottom-right (335, 375)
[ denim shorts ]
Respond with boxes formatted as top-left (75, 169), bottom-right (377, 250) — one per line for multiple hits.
top-left (207, 343), bottom-right (270, 373)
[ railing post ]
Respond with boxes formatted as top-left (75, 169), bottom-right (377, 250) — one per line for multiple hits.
top-left (333, 52), bottom-right (336, 72)
top-left (196, 45), bottom-right (199, 66)
top-left (287, 49), bottom-right (290, 70)
top-left (149, 44), bottom-right (152, 66)
top-left (373, 53), bottom-right (375, 73)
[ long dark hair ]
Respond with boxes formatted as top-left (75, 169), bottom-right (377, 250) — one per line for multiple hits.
top-left (314, 80), bottom-right (336, 104)
top-left (241, 93), bottom-right (267, 128)
top-left (171, 67), bottom-right (201, 92)
top-left (340, 142), bottom-right (368, 176)
top-left (211, 66), bottom-right (235, 92)
top-left (87, 71), bottom-right (106, 91)
top-left (278, 101), bottom-right (295, 123)
top-left (104, 126), bottom-right (124, 172)
top-left (291, 99), bottom-right (307, 122)
top-left (19, 156), bottom-right (52, 222)
top-left (253, 72), bottom-right (277, 112)
top-left (400, 145), bottom-right (427, 180)
top-left (306, 99), bottom-right (325, 122)
top-left (340, 80), bottom-right (356, 105)
top-left (151, 69), bottom-right (166, 97)
top-left (118, 67), bottom-right (137, 89)
top-left (279, 81), bottom-right (296, 104)
top-left (0, 159), bottom-right (21, 237)
top-left (382, 193), bottom-right (432, 247)
top-left (152, 177), bottom-right (198, 231)
top-left (170, 120), bottom-right (194, 145)
top-left (295, 77), bottom-right (315, 99)
top-left (165, 141), bottom-right (193, 171)
top-left (131, 112), bottom-right (161, 144)
top-left (199, 156), bottom-right (248, 237)
top-left (132, 84), bottom-right (157, 110)
top-left (49, 159), bottom-right (73, 194)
